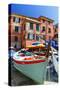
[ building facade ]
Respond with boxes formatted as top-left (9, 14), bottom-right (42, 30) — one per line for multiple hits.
top-left (8, 14), bottom-right (54, 49)
top-left (38, 16), bottom-right (54, 40)
top-left (53, 24), bottom-right (58, 41)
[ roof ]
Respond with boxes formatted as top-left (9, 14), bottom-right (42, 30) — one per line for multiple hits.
top-left (9, 13), bottom-right (40, 23)
top-left (38, 16), bottom-right (54, 22)
top-left (9, 13), bottom-right (54, 23)
top-left (9, 13), bottom-right (38, 19)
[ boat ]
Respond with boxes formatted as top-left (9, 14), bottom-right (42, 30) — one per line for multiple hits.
top-left (51, 47), bottom-right (58, 75)
top-left (13, 48), bottom-right (48, 84)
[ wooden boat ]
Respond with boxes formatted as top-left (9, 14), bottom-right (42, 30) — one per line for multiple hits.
top-left (13, 48), bottom-right (48, 84)
top-left (51, 47), bottom-right (58, 75)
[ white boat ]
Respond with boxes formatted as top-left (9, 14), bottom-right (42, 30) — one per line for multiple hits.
top-left (51, 47), bottom-right (58, 75)
top-left (13, 49), bottom-right (47, 84)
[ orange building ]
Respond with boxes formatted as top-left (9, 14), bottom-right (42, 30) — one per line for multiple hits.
top-left (8, 14), bottom-right (54, 49)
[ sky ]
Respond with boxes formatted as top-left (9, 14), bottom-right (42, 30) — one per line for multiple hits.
top-left (9, 4), bottom-right (58, 24)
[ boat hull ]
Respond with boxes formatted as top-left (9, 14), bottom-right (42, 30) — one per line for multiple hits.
top-left (51, 47), bottom-right (58, 75)
top-left (13, 60), bottom-right (47, 84)
top-left (52, 54), bottom-right (58, 74)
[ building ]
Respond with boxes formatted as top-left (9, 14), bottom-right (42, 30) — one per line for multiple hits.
top-left (8, 14), bottom-right (54, 49)
top-left (38, 16), bottom-right (54, 41)
top-left (53, 24), bottom-right (58, 41)
top-left (9, 14), bottom-right (22, 49)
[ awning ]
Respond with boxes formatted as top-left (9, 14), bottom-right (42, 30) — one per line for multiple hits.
top-left (26, 44), bottom-right (45, 49)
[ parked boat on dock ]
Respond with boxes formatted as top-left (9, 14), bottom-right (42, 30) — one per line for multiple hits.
top-left (13, 48), bottom-right (48, 84)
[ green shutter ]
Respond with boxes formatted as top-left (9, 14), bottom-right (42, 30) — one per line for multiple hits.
top-left (36, 24), bottom-right (39, 31)
top-left (30, 22), bottom-right (33, 29)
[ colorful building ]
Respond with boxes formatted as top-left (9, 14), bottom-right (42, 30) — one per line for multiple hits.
top-left (38, 16), bottom-right (54, 40)
top-left (8, 14), bottom-right (54, 49)
top-left (53, 24), bottom-right (58, 41)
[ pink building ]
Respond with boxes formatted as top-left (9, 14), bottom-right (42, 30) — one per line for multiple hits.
top-left (38, 16), bottom-right (54, 40)
top-left (9, 14), bottom-right (54, 49)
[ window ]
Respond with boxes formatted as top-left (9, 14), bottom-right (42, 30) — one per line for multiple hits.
top-left (48, 21), bottom-right (51, 24)
top-left (36, 35), bottom-right (39, 41)
top-left (28, 33), bottom-right (30, 39)
top-left (43, 19), bottom-right (45, 23)
top-left (15, 26), bottom-right (19, 32)
top-left (55, 28), bottom-right (57, 32)
top-left (33, 34), bottom-right (35, 39)
top-left (13, 17), bottom-right (15, 22)
top-left (13, 17), bottom-right (20, 23)
top-left (15, 18), bottom-right (20, 23)
top-left (36, 24), bottom-right (39, 31)
top-left (30, 22), bottom-right (33, 29)
top-left (28, 33), bottom-right (34, 40)
top-left (15, 36), bottom-right (18, 41)
top-left (42, 26), bottom-right (45, 32)
top-left (29, 34), bottom-right (33, 39)
top-left (48, 28), bottom-right (51, 33)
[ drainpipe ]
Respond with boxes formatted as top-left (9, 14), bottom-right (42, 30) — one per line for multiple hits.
top-left (45, 20), bottom-right (47, 46)
top-left (45, 21), bottom-right (51, 58)
top-left (21, 18), bottom-right (26, 48)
